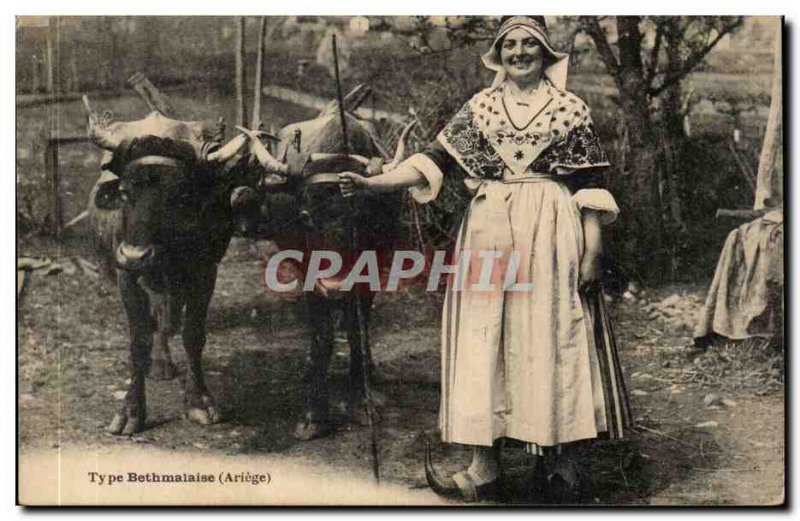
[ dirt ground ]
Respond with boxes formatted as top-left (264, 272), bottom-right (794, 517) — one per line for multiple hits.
top-left (17, 235), bottom-right (785, 506)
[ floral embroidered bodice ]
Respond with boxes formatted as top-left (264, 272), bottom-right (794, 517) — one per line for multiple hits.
top-left (437, 80), bottom-right (610, 180)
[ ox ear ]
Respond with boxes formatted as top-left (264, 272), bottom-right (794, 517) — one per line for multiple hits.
top-left (93, 170), bottom-right (124, 210)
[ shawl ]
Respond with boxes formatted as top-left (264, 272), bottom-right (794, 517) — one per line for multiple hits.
top-left (437, 80), bottom-right (610, 179)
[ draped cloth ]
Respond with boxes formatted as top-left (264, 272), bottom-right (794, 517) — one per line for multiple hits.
top-left (405, 81), bottom-right (631, 448)
top-left (694, 210), bottom-right (784, 344)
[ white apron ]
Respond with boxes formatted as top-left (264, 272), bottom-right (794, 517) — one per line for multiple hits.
top-left (438, 175), bottom-right (614, 447)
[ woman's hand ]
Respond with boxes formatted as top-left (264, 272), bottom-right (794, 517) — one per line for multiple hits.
top-left (579, 252), bottom-right (602, 293)
top-left (580, 209), bottom-right (603, 293)
top-left (338, 164), bottom-right (425, 196)
top-left (338, 171), bottom-right (372, 197)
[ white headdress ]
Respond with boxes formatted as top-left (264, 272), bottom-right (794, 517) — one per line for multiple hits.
top-left (481, 16), bottom-right (570, 89)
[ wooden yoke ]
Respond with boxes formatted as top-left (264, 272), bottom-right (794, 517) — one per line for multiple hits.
top-left (128, 72), bottom-right (176, 118)
top-left (126, 73), bottom-right (226, 145)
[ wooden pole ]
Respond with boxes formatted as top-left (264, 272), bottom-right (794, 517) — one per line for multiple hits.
top-left (70, 50), bottom-right (78, 93)
top-left (128, 72), bottom-right (175, 117)
top-left (46, 18), bottom-right (55, 94)
top-left (235, 17), bottom-right (246, 127)
top-left (251, 17), bottom-right (267, 129)
top-left (754, 20), bottom-right (783, 211)
top-left (31, 54), bottom-right (39, 93)
top-left (332, 35), bottom-right (349, 155)
top-left (333, 33), bottom-right (380, 485)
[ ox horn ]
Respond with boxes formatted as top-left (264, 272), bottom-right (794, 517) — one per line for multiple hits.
top-left (382, 119), bottom-right (418, 172)
top-left (207, 132), bottom-right (249, 163)
top-left (234, 126), bottom-right (288, 174)
top-left (208, 121), bottom-right (281, 163)
top-left (392, 119), bottom-right (418, 164)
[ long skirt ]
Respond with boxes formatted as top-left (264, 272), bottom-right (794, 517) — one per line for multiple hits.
top-left (437, 178), bottom-right (632, 448)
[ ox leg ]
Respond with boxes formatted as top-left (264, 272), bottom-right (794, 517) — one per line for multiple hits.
top-left (346, 293), bottom-right (381, 425)
top-left (149, 293), bottom-right (178, 381)
top-left (107, 272), bottom-right (150, 435)
top-left (182, 268), bottom-right (221, 426)
top-left (293, 294), bottom-right (334, 441)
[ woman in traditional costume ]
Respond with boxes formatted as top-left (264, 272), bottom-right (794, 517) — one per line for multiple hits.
top-left (340, 15), bottom-right (632, 502)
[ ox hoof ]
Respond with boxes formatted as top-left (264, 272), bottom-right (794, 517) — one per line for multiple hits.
top-left (185, 396), bottom-right (222, 426)
top-left (293, 413), bottom-right (329, 441)
top-left (107, 411), bottom-right (146, 436)
top-left (149, 359), bottom-right (177, 381)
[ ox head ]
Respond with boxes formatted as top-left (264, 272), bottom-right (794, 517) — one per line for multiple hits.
top-left (238, 101), bottom-right (417, 268)
top-left (89, 109), bottom-right (249, 272)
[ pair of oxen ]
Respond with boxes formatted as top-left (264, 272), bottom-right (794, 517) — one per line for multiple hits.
top-left (85, 87), bottom-right (415, 441)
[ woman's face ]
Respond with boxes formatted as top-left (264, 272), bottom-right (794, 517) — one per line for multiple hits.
top-left (500, 27), bottom-right (545, 85)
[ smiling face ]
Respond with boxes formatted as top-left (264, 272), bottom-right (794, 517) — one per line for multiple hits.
top-left (499, 27), bottom-right (546, 87)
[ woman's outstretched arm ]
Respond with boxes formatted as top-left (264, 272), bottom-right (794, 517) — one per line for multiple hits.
top-left (338, 166), bottom-right (426, 196)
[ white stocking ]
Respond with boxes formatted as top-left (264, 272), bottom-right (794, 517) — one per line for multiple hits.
top-left (467, 445), bottom-right (500, 485)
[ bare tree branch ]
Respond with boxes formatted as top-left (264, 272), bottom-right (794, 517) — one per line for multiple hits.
top-left (644, 20), bottom-right (665, 87)
top-left (565, 24), bottom-right (583, 58)
top-left (649, 17), bottom-right (744, 97)
top-left (617, 16), bottom-right (644, 72)
top-left (579, 16), bottom-right (620, 80)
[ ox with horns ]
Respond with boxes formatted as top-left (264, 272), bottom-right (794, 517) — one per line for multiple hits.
top-left (84, 95), bottom-right (259, 435)
top-left (237, 84), bottom-right (417, 442)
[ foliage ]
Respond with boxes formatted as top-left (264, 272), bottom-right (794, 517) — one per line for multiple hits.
top-left (645, 17), bottom-right (746, 97)
top-left (577, 16), bottom-right (748, 283)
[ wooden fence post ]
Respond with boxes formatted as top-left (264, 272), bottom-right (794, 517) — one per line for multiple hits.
top-left (42, 134), bottom-right (92, 238)
top-left (43, 135), bottom-right (61, 237)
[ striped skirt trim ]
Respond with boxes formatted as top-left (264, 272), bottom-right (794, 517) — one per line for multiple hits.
top-left (526, 290), bottom-right (633, 454)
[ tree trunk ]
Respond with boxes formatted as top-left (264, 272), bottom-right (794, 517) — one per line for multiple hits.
top-left (619, 88), bottom-right (667, 283)
top-left (658, 24), bottom-right (689, 279)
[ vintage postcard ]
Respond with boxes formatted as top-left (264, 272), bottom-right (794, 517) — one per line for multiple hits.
top-left (16, 15), bottom-right (784, 506)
